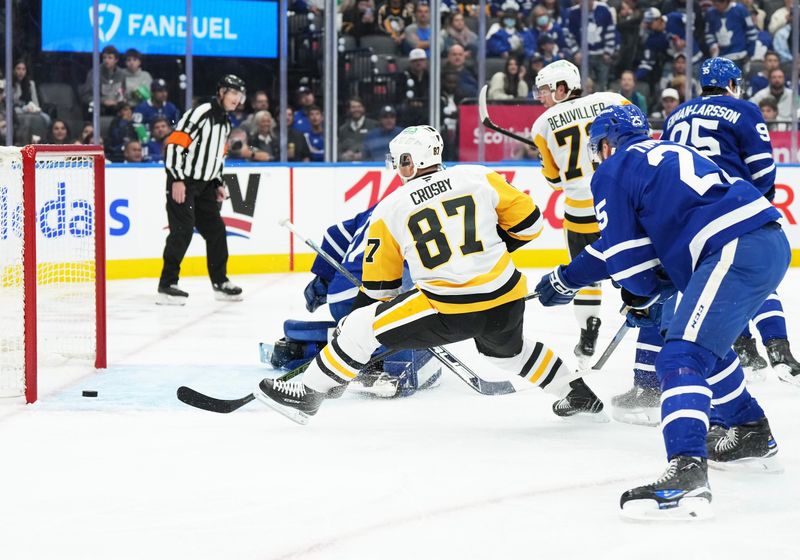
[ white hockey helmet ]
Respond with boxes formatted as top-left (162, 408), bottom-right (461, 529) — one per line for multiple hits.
top-left (387, 125), bottom-right (444, 176)
top-left (534, 60), bottom-right (581, 102)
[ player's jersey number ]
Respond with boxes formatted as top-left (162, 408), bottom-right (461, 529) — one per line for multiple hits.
top-left (669, 118), bottom-right (771, 155)
top-left (646, 144), bottom-right (722, 196)
top-left (407, 195), bottom-right (485, 269)
top-left (554, 122), bottom-right (596, 180)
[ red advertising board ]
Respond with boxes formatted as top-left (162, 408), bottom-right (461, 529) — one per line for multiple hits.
top-left (458, 102), bottom-right (546, 161)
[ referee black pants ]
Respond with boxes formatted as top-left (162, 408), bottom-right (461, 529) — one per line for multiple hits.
top-left (159, 179), bottom-right (229, 288)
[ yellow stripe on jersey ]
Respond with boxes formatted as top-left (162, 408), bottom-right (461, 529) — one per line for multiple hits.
top-left (528, 348), bottom-right (555, 385)
top-left (426, 252), bottom-right (511, 289)
top-left (373, 291), bottom-right (436, 335)
top-left (564, 197), bottom-right (595, 209)
top-left (533, 133), bottom-right (561, 185)
top-left (423, 272), bottom-right (528, 314)
top-left (361, 217), bottom-right (404, 294)
top-left (485, 172), bottom-right (543, 240)
top-left (563, 219), bottom-right (600, 234)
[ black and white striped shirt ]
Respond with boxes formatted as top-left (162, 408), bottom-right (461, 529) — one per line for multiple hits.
top-left (165, 98), bottom-right (230, 182)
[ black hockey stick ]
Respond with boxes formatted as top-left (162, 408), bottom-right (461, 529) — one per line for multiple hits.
top-left (478, 85), bottom-right (538, 148)
top-left (280, 218), bottom-right (533, 396)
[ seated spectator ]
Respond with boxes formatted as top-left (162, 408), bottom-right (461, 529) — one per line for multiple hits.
top-left (404, 2), bottom-right (442, 56)
top-left (659, 53), bottom-right (701, 98)
top-left (363, 106), bottom-right (402, 161)
top-left (123, 139), bottom-right (145, 163)
top-left (749, 68), bottom-right (797, 122)
top-left (747, 51), bottom-right (782, 98)
top-left (539, 0), bottom-right (564, 26)
top-left (397, 48), bottom-right (430, 126)
top-left (488, 57), bottom-right (529, 100)
top-left (338, 97), bottom-right (377, 161)
top-left (121, 49), bottom-right (153, 105)
top-left (47, 119), bottom-right (72, 145)
top-left (529, 4), bottom-right (568, 54)
top-left (304, 106), bottom-right (325, 162)
top-left (104, 102), bottom-right (137, 162)
top-left (11, 60), bottom-right (50, 144)
top-left (537, 33), bottom-right (563, 65)
top-left (524, 53), bottom-right (545, 97)
top-left (80, 45), bottom-right (124, 116)
top-left (248, 110), bottom-right (279, 161)
top-left (226, 128), bottom-right (255, 161)
top-left (767, 0), bottom-right (792, 36)
top-left (440, 72), bottom-right (463, 158)
top-left (284, 107), bottom-right (311, 162)
top-left (704, 0), bottom-right (757, 71)
top-left (144, 117), bottom-right (171, 162)
top-left (650, 87), bottom-right (681, 122)
top-left (133, 79), bottom-right (181, 128)
top-left (341, 0), bottom-right (379, 38)
top-left (564, 0), bottom-right (617, 91)
top-left (377, 0), bottom-right (413, 47)
top-left (443, 12), bottom-right (479, 56)
top-left (292, 85), bottom-right (316, 135)
top-left (75, 122), bottom-right (95, 145)
top-left (757, 98), bottom-right (788, 131)
top-left (241, 90), bottom-right (270, 135)
top-left (487, 1), bottom-right (536, 59)
top-left (443, 44), bottom-right (478, 98)
top-left (619, 70), bottom-right (648, 114)
top-left (772, 22), bottom-right (793, 63)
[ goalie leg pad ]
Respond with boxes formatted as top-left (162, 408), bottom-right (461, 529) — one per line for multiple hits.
top-left (283, 319), bottom-right (337, 343)
top-left (269, 337), bottom-right (324, 370)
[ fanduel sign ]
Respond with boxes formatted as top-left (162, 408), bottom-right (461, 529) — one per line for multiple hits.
top-left (42, 0), bottom-right (278, 58)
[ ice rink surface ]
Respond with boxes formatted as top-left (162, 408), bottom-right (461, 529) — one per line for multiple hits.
top-left (2, 270), bottom-right (800, 560)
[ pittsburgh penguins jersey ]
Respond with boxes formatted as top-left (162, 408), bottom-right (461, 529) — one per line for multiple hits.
top-left (531, 92), bottom-right (629, 234)
top-left (361, 164), bottom-right (543, 314)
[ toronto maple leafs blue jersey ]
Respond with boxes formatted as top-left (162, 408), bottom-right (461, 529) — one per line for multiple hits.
top-left (663, 94), bottom-right (776, 199)
top-left (311, 206), bottom-right (376, 305)
top-left (562, 135), bottom-right (780, 296)
top-left (704, 3), bottom-right (757, 61)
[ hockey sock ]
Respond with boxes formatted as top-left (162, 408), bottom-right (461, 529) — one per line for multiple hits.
top-left (752, 293), bottom-right (787, 343)
top-left (633, 326), bottom-right (662, 389)
top-left (483, 338), bottom-right (573, 395)
top-left (706, 350), bottom-right (765, 427)
top-left (573, 283), bottom-right (601, 331)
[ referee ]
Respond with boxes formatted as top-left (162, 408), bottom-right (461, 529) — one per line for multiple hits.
top-left (157, 74), bottom-right (246, 305)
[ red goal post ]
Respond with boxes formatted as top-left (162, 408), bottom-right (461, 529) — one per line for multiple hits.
top-left (0, 145), bottom-right (106, 403)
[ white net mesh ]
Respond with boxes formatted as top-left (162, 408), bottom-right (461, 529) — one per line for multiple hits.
top-left (0, 148), bottom-right (98, 398)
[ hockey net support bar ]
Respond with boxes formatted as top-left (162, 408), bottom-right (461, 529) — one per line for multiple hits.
top-left (15, 145), bottom-right (106, 403)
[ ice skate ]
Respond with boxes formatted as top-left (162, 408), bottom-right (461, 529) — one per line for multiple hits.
top-left (213, 281), bottom-right (244, 302)
top-left (254, 378), bottom-right (325, 425)
top-left (552, 378), bottom-right (609, 422)
top-left (156, 284), bottom-right (188, 306)
top-left (573, 317), bottom-right (601, 368)
top-left (620, 456), bottom-right (713, 521)
top-left (734, 335), bottom-right (768, 382)
top-left (765, 338), bottom-right (800, 387)
top-left (350, 370), bottom-right (401, 398)
top-left (611, 385), bottom-right (661, 427)
top-left (707, 417), bottom-right (783, 473)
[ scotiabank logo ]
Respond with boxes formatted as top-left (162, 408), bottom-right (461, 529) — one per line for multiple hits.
top-left (0, 182), bottom-right (93, 240)
top-left (220, 173), bottom-right (259, 239)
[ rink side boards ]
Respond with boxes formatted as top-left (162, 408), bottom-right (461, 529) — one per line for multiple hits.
top-left (102, 162), bottom-right (800, 280)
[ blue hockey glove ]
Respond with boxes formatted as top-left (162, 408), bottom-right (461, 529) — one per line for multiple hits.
top-left (536, 265), bottom-right (580, 306)
top-left (624, 302), bottom-right (664, 329)
top-left (303, 276), bottom-right (329, 313)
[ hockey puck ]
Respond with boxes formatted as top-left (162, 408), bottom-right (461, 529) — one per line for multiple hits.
top-left (82, 390), bottom-right (98, 398)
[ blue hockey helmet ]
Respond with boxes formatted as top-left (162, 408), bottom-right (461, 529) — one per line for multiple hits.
top-left (589, 104), bottom-right (650, 156)
top-left (699, 57), bottom-right (742, 97)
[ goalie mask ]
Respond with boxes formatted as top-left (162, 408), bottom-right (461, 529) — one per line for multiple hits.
top-left (386, 125), bottom-right (444, 182)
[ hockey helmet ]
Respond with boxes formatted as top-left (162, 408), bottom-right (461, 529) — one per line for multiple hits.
top-left (534, 60), bottom-right (581, 103)
top-left (387, 125), bottom-right (444, 180)
top-left (699, 57), bottom-right (742, 98)
top-left (589, 104), bottom-right (650, 156)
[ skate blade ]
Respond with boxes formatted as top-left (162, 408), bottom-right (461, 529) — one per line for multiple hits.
top-left (214, 292), bottom-right (244, 302)
top-left (253, 389), bottom-right (311, 425)
top-left (621, 496), bottom-right (714, 522)
top-left (611, 407), bottom-right (660, 427)
top-left (709, 454), bottom-right (784, 474)
top-left (156, 294), bottom-right (187, 306)
top-left (744, 366), bottom-right (768, 384)
top-left (774, 364), bottom-right (800, 387)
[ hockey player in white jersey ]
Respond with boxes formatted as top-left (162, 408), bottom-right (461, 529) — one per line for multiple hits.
top-left (253, 126), bottom-right (582, 424)
top-left (530, 60), bottom-right (629, 418)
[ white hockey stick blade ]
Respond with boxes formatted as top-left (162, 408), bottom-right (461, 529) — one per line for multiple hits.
top-left (478, 84), bottom-right (490, 123)
top-left (621, 496), bottom-right (714, 522)
top-left (774, 364), bottom-right (800, 387)
top-left (708, 455), bottom-right (784, 474)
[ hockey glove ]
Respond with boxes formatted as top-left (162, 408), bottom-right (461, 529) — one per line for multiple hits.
top-left (536, 265), bottom-right (580, 306)
top-left (624, 302), bottom-right (664, 329)
top-left (303, 276), bottom-right (329, 313)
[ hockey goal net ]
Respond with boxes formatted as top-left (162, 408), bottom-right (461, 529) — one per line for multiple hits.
top-left (0, 145), bottom-right (106, 403)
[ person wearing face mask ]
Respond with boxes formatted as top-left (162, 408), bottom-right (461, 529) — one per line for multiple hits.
top-left (486, 1), bottom-right (536, 59)
top-left (529, 5), bottom-right (567, 53)
top-left (563, 0), bottom-right (617, 91)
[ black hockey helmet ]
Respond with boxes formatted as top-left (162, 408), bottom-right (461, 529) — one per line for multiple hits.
top-left (217, 74), bottom-right (246, 95)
